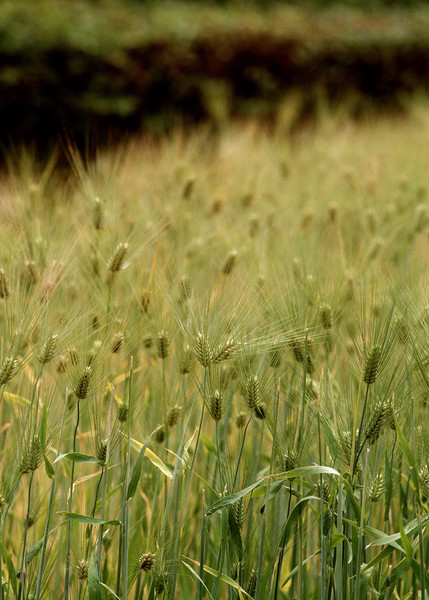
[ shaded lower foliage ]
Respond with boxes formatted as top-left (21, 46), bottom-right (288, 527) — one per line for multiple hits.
top-left (3, 23), bottom-right (429, 151)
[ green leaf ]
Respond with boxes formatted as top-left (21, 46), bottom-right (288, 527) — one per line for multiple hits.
top-left (368, 514), bottom-right (429, 548)
top-left (361, 546), bottom-right (394, 572)
top-left (278, 496), bottom-right (319, 548)
top-left (57, 512), bottom-right (120, 526)
top-left (281, 549), bottom-right (321, 588)
top-left (54, 452), bottom-right (101, 465)
top-left (357, 569), bottom-right (371, 600)
top-left (206, 480), bottom-right (263, 516)
top-left (271, 465), bottom-right (341, 480)
top-left (268, 480), bottom-right (285, 502)
top-left (364, 525), bottom-right (404, 553)
top-left (127, 427), bottom-right (160, 500)
top-left (96, 483), bottom-right (123, 510)
top-left (100, 582), bottom-right (120, 598)
top-left (1, 539), bottom-right (18, 595)
top-left (388, 557), bottom-right (410, 587)
top-left (182, 557), bottom-right (254, 599)
top-left (181, 560), bottom-right (215, 600)
top-left (409, 557), bottom-right (429, 590)
top-left (250, 481), bottom-right (286, 503)
top-left (330, 533), bottom-right (353, 563)
top-left (399, 516), bottom-right (414, 562)
top-left (393, 411), bottom-right (420, 496)
top-left (88, 549), bottom-right (102, 600)
top-left (129, 436), bottom-right (173, 479)
top-left (44, 454), bottom-right (55, 479)
top-left (18, 522), bottom-right (66, 571)
top-left (228, 508), bottom-right (243, 561)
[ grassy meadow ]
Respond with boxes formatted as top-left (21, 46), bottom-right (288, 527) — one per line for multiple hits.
top-left (0, 109), bottom-right (429, 599)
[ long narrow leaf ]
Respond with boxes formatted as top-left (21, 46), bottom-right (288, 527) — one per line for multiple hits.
top-left (54, 452), bottom-right (101, 465)
top-left (44, 454), bottom-right (55, 479)
top-left (24, 522), bottom-right (66, 567)
top-left (393, 411), bottom-right (420, 495)
top-left (58, 512), bottom-right (120, 526)
top-left (281, 549), bottom-right (321, 588)
top-left (128, 436), bottom-right (173, 479)
top-left (182, 560), bottom-right (216, 600)
top-left (206, 480), bottom-right (263, 516)
top-left (127, 427), bottom-right (161, 499)
top-left (278, 495), bottom-right (319, 548)
top-left (271, 465), bottom-right (341, 480)
top-left (368, 514), bottom-right (429, 547)
top-left (182, 557), bottom-right (253, 599)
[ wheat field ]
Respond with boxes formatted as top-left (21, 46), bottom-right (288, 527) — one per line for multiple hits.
top-left (0, 110), bottom-right (428, 599)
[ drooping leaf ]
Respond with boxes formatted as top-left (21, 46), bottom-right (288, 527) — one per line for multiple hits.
top-left (127, 426), bottom-right (164, 499)
top-left (57, 512), bottom-right (120, 526)
top-left (278, 496), bottom-right (319, 549)
top-left (182, 557), bottom-right (253, 599)
top-left (148, 447), bottom-right (173, 478)
top-left (44, 454), bottom-right (55, 479)
top-left (100, 582), bottom-right (120, 598)
top-left (181, 560), bottom-right (216, 600)
top-left (271, 465), bottom-right (341, 480)
top-left (206, 480), bottom-right (264, 516)
top-left (368, 514), bottom-right (429, 548)
top-left (54, 452), bottom-right (101, 465)
top-left (128, 436), bottom-right (173, 479)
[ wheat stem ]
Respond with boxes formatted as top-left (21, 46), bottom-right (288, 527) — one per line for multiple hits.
top-left (353, 384), bottom-right (370, 478)
top-left (16, 469), bottom-right (33, 599)
top-left (65, 397), bottom-right (80, 600)
top-left (97, 385), bottom-right (115, 577)
top-left (34, 389), bottom-right (69, 600)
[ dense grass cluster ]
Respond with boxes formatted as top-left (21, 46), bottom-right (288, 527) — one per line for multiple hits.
top-left (0, 112), bottom-right (429, 599)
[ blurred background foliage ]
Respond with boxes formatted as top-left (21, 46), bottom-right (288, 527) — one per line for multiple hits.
top-left (2, 0), bottom-right (429, 150)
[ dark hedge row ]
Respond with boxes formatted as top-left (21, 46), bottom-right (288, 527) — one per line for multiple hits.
top-left (3, 5), bottom-right (429, 148)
